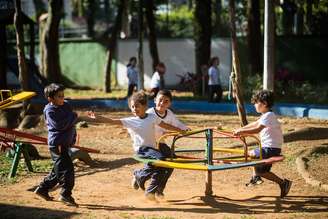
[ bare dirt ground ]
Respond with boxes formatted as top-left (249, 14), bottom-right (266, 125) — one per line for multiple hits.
top-left (1, 110), bottom-right (328, 219)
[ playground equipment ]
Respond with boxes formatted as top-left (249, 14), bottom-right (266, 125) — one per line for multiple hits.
top-left (134, 128), bottom-right (284, 195)
top-left (0, 90), bottom-right (99, 178)
top-left (0, 90), bottom-right (36, 109)
top-left (0, 127), bottom-right (100, 178)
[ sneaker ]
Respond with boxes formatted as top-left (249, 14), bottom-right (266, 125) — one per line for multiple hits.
top-left (280, 179), bottom-right (292, 198)
top-left (131, 174), bottom-right (145, 191)
top-left (245, 176), bottom-right (264, 187)
top-left (155, 192), bottom-right (165, 201)
top-left (145, 193), bottom-right (158, 203)
top-left (34, 186), bottom-right (53, 201)
top-left (58, 195), bottom-right (78, 207)
top-left (132, 175), bottom-right (139, 190)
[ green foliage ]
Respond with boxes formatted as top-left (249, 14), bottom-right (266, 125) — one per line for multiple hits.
top-left (241, 74), bottom-right (263, 101)
top-left (242, 74), bottom-right (328, 104)
top-left (156, 6), bottom-right (194, 37)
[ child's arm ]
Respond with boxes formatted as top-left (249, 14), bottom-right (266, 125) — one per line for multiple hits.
top-left (158, 121), bottom-right (184, 133)
top-left (82, 111), bottom-right (123, 126)
top-left (233, 120), bottom-right (265, 135)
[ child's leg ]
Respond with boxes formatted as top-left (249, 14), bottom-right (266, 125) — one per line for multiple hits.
top-left (55, 148), bottom-right (75, 198)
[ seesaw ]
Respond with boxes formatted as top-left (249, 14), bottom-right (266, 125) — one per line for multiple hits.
top-left (0, 127), bottom-right (100, 178)
top-left (134, 128), bottom-right (284, 195)
top-left (0, 90), bottom-right (36, 109)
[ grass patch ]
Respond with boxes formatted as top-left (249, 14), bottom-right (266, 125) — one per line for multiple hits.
top-left (0, 152), bottom-right (52, 184)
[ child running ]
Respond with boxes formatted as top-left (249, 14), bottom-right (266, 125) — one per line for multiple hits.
top-left (233, 90), bottom-right (292, 198)
top-left (34, 83), bottom-right (78, 206)
top-left (87, 91), bottom-right (184, 202)
top-left (145, 90), bottom-right (189, 198)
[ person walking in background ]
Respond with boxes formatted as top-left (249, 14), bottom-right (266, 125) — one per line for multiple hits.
top-left (208, 56), bottom-right (223, 102)
top-left (150, 62), bottom-right (166, 98)
top-left (126, 57), bottom-right (138, 98)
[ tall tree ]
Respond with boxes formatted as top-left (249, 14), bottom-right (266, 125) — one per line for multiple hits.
top-left (194, 0), bottom-right (211, 96)
top-left (0, 24), bottom-right (7, 89)
top-left (247, 0), bottom-right (262, 75)
top-left (85, 0), bottom-right (95, 38)
top-left (14, 0), bottom-right (29, 90)
top-left (281, 0), bottom-right (297, 35)
top-left (229, 0), bottom-right (248, 126)
top-left (137, 0), bottom-right (144, 90)
top-left (103, 0), bottom-right (126, 92)
top-left (40, 0), bottom-right (63, 83)
top-left (145, 0), bottom-right (159, 71)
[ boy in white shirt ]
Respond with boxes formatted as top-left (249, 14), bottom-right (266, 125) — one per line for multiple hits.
top-left (87, 91), bottom-right (183, 202)
top-left (146, 90), bottom-right (189, 198)
top-left (233, 90), bottom-right (292, 198)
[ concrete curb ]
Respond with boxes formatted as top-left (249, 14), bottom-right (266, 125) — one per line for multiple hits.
top-left (296, 148), bottom-right (328, 191)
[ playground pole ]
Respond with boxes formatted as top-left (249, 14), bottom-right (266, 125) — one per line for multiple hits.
top-left (205, 129), bottom-right (213, 196)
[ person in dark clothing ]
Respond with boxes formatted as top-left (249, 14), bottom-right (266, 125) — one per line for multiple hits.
top-left (34, 83), bottom-right (78, 207)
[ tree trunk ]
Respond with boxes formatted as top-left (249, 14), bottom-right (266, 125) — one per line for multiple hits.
top-left (85, 0), bottom-right (95, 38)
top-left (40, 0), bottom-right (63, 83)
top-left (194, 0), bottom-right (211, 96)
top-left (247, 0), bottom-right (262, 75)
top-left (305, 0), bottom-right (313, 34)
top-left (14, 0), bottom-right (29, 91)
top-left (137, 0), bottom-right (144, 90)
top-left (214, 0), bottom-right (222, 36)
top-left (103, 0), bottom-right (126, 92)
top-left (145, 0), bottom-right (159, 71)
top-left (0, 24), bottom-right (7, 89)
top-left (263, 0), bottom-right (275, 91)
top-left (229, 0), bottom-right (248, 126)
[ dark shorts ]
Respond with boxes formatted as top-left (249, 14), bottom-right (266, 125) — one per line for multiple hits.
top-left (252, 147), bottom-right (281, 174)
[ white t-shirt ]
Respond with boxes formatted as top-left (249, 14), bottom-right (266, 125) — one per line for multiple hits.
top-left (146, 107), bottom-right (188, 142)
top-left (127, 66), bottom-right (138, 85)
top-left (259, 111), bottom-right (283, 149)
top-left (150, 71), bottom-right (161, 89)
top-left (120, 113), bottom-right (161, 152)
top-left (208, 66), bottom-right (220, 85)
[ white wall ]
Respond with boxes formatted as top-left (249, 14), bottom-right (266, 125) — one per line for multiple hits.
top-left (116, 38), bottom-right (232, 89)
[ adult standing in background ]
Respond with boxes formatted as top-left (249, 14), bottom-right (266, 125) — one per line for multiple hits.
top-left (126, 57), bottom-right (138, 98)
top-left (208, 56), bottom-right (223, 102)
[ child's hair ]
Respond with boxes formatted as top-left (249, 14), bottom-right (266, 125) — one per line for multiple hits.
top-left (156, 89), bottom-right (172, 101)
top-left (127, 57), bottom-right (137, 67)
top-left (155, 62), bottom-right (166, 72)
top-left (44, 83), bottom-right (65, 99)
top-left (128, 90), bottom-right (148, 107)
top-left (251, 90), bottom-right (274, 109)
top-left (209, 56), bottom-right (219, 66)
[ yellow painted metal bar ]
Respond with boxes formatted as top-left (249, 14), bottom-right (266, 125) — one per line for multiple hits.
top-left (153, 160), bottom-right (208, 170)
top-left (0, 91), bottom-right (36, 109)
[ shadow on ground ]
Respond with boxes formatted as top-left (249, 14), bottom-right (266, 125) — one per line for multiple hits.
top-left (284, 127), bottom-right (328, 143)
top-left (0, 203), bottom-right (79, 219)
top-left (78, 195), bottom-right (328, 215)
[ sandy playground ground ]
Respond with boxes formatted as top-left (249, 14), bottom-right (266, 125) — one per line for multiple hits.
top-left (1, 110), bottom-right (328, 219)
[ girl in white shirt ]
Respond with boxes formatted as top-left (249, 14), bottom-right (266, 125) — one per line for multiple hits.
top-left (233, 90), bottom-right (292, 198)
top-left (150, 62), bottom-right (166, 98)
top-left (208, 56), bottom-right (223, 102)
top-left (126, 57), bottom-right (138, 97)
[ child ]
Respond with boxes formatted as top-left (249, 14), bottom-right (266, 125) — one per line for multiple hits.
top-left (233, 90), bottom-right (292, 198)
top-left (87, 91), bottom-right (184, 202)
top-left (126, 57), bottom-right (138, 98)
top-left (34, 83), bottom-right (78, 206)
top-left (150, 62), bottom-right (166, 98)
top-left (208, 56), bottom-right (222, 102)
top-left (145, 90), bottom-right (189, 198)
